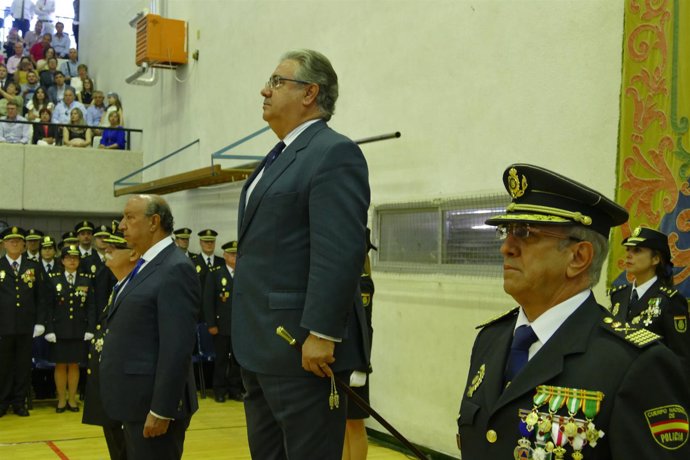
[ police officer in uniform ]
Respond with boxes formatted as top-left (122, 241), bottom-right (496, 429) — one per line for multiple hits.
top-left (608, 226), bottom-right (690, 381)
top-left (75, 220), bottom-right (96, 259)
top-left (83, 225), bottom-right (136, 460)
top-left (173, 228), bottom-right (199, 259)
top-left (0, 226), bottom-right (47, 417)
top-left (25, 229), bottom-right (45, 262)
top-left (40, 235), bottom-right (62, 276)
top-left (196, 229), bottom-right (223, 323)
top-left (203, 241), bottom-right (243, 402)
top-left (62, 230), bottom-right (79, 249)
top-left (457, 164), bottom-right (690, 459)
top-left (44, 244), bottom-right (96, 412)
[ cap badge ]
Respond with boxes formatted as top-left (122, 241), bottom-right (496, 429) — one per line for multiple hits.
top-left (633, 226), bottom-right (642, 237)
top-left (508, 168), bottom-right (528, 198)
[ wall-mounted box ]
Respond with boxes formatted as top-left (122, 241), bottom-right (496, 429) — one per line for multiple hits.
top-left (135, 14), bottom-right (188, 68)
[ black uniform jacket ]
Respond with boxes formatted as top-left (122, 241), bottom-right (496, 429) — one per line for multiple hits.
top-left (609, 281), bottom-right (690, 380)
top-left (458, 293), bottom-right (690, 459)
top-left (46, 272), bottom-right (96, 338)
top-left (203, 265), bottom-right (233, 336)
top-left (0, 257), bottom-right (46, 335)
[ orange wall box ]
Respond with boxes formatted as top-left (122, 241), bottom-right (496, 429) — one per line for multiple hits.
top-left (135, 14), bottom-right (188, 68)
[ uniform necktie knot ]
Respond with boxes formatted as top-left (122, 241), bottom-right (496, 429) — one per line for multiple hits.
top-left (504, 325), bottom-right (539, 384)
top-left (264, 141), bottom-right (286, 170)
top-left (631, 289), bottom-right (639, 304)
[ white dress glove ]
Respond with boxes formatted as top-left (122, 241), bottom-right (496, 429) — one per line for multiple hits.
top-left (33, 324), bottom-right (46, 338)
top-left (44, 333), bottom-right (57, 343)
top-left (84, 332), bottom-right (94, 341)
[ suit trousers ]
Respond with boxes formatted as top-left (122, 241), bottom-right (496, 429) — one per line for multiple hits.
top-left (241, 368), bottom-right (349, 460)
top-left (0, 333), bottom-right (32, 409)
top-left (123, 417), bottom-right (190, 460)
top-left (212, 334), bottom-right (242, 395)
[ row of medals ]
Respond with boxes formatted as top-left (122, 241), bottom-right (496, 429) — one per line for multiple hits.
top-left (514, 408), bottom-right (604, 460)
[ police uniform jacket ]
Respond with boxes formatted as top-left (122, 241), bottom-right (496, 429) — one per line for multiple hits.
top-left (0, 257), bottom-right (46, 335)
top-left (46, 272), bottom-right (96, 339)
top-left (41, 259), bottom-right (63, 277)
top-left (458, 293), bottom-right (690, 459)
top-left (202, 265), bottom-right (233, 336)
top-left (609, 282), bottom-right (690, 380)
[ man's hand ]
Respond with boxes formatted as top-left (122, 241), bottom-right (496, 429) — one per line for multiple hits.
top-left (143, 412), bottom-right (171, 438)
top-left (33, 324), bottom-right (45, 338)
top-left (301, 334), bottom-right (335, 378)
top-left (44, 333), bottom-right (56, 343)
top-left (208, 326), bottom-right (219, 336)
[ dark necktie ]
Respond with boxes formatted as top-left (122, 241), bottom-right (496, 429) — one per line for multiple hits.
top-left (129, 258), bottom-right (145, 280)
top-left (504, 325), bottom-right (539, 384)
top-left (207, 257), bottom-right (212, 267)
top-left (631, 289), bottom-right (639, 304)
top-left (46, 263), bottom-right (52, 272)
top-left (12, 261), bottom-right (19, 274)
top-left (264, 141), bottom-right (286, 170)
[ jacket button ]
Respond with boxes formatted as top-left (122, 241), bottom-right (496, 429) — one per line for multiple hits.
top-left (486, 429), bottom-right (497, 443)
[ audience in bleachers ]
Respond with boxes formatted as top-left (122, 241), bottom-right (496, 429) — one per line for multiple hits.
top-left (76, 77), bottom-right (93, 106)
top-left (99, 112), bottom-right (125, 150)
top-left (47, 71), bottom-right (74, 104)
top-left (62, 107), bottom-right (92, 147)
top-left (0, 82), bottom-right (24, 117)
top-left (0, 64), bottom-right (11, 90)
top-left (35, 0), bottom-right (56, 35)
top-left (70, 64), bottom-right (90, 94)
top-left (29, 33), bottom-right (52, 62)
top-left (26, 86), bottom-right (54, 121)
top-left (102, 92), bottom-right (123, 126)
top-left (52, 88), bottom-right (85, 124)
top-left (21, 69), bottom-right (41, 102)
top-left (0, 101), bottom-right (30, 144)
top-left (3, 28), bottom-right (24, 60)
top-left (60, 48), bottom-right (80, 83)
top-left (24, 20), bottom-right (44, 50)
top-left (52, 22), bottom-right (71, 58)
top-left (6, 42), bottom-right (26, 75)
top-left (15, 57), bottom-right (36, 86)
top-left (39, 56), bottom-right (58, 88)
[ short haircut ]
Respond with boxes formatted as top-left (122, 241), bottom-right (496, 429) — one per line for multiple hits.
top-left (6, 101), bottom-right (18, 109)
top-left (559, 226), bottom-right (609, 287)
top-left (281, 49), bottom-right (339, 121)
top-left (143, 195), bottom-right (174, 234)
top-left (54, 71), bottom-right (64, 77)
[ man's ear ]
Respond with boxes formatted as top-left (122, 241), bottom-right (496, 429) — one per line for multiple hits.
top-left (302, 83), bottom-right (320, 107)
top-left (128, 250), bottom-right (140, 262)
top-left (566, 241), bottom-right (594, 279)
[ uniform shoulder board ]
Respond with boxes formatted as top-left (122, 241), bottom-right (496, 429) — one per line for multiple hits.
top-left (49, 272), bottom-right (60, 278)
top-left (601, 317), bottom-right (661, 348)
top-left (476, 307), bottom-right (520, 330)
top-left (659, 286), bottom-right (678, 298)
top-left (606, 284), bottom-right (628, 296)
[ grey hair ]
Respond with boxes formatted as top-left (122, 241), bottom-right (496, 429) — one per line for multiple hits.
top-left (142, 195), bottom-right (174, 234)
top-left (558, 226), bottom-right (609, 287)
top-left (281, 49), bottom-right (338, 121)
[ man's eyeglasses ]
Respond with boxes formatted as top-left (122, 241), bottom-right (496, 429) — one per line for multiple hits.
top-left (265, 75), bottom-right (311, 90)
top-left (496, 223), bottom-right (582, 242)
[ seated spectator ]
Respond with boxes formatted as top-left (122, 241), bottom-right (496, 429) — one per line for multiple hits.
top-left (3, 28), bottom-right (24, 60)
top-left (14, 57), bottom-right (35, 86)
top-left (69, 64), bottom-right (91, 94)
top-left (33, 108), bottom-right (58, 145)
top-left (52, 22), bottom-right (71, 58)
top-left (63, 108), bottom-right (91, 147)
top-left (6, 42), bottom-right (26, 76)
top-left (59, 48), bottom-right (80, 84)
top-left (0, 101), bottom-right (30, 144)
top-left (30, 33), bottom-right (52, 63)
top-left (44, 47), bottom-right (57, 62)
top-left (85, 90), bottom-right (106, 128)
top-left (21, 69), bottom-right (40, 102)
top-left (0, 82), bottom-right (24, 117)
top-left (24, 21), bottom-right (44, 50)
top-left (101, 92), bottom-right (124, 127)
top-left (26, 86), bottom-right (54, 121)
top-left (77, 77), bottom-right (94, 107)
top-left (99, 112), bottom-right (125, 150)
top-left (0, 64), bottom-right (11, 90)
top-left (52, 88), bottom-right (85, 125)
top-left (39, 57), bottom-right (58, 88)
top-left (47, 71), bottom-right (75, 104)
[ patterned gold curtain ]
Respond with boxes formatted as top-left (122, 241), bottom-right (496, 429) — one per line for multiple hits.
top-left (610, 0), bottom-right (690, 293)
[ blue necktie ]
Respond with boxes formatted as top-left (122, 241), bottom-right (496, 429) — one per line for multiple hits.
top-left (504, 325), bottom-right (538, 384)
top-left (129, 258), bottom-right (145, 280)
top-left (263, 141), bottom-right (285, 170)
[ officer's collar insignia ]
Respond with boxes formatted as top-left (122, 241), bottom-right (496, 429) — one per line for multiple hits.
top-left (674, 315), bottom-right (688, 333)
top-left (466, 364), bottom-right (485, 398)
top-left (645, 405), bottom-right (689, 450)
top-left (508, 167), bottom-right (528, 198)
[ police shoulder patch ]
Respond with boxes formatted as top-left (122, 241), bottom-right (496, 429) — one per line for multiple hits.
top-left (644, 405), bottom-right (689, 450)
top-left (659, 286), bottom-right (679, 298)
top-left (476, 307), bottom-right (519, 329)
top-left (601, 317), bottom-right (661, 348)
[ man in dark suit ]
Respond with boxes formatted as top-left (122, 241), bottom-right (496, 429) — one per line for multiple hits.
top-left (0, 226), bottom-right (47, 417)
top-left (457, 164), bottom-right (690, 459)
top-left (100, 195), bottom-right (200, 460)
top-left (232, 49), bottom-right (370, 459)
top-left (203, 241), bottom-right (243, 402)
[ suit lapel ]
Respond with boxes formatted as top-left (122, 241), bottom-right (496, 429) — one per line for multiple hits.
top-left (490, 295), bottom-right (601, 415)
top-left (238, 121), bottom-right (327, 241)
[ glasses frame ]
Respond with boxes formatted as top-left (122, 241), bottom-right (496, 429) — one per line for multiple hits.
top-left (265, 75), bottom-right (312, 90)
top-left (496, 223), bottom-right (583, 242)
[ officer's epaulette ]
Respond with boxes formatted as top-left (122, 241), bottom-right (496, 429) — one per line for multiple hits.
top-left (659, 286), bottom-right (678, 298)
top-left (601, 317), bottom-right (661, 348)
top-left (606, 284), bottom-right (628, 296)
top-left (475, 307), bottom-right (520, 330)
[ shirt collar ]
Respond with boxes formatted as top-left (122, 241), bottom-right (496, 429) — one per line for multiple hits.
top-left (515, 289), bottom-right (591, 346)
top-left (139, 237), bottom-right (174, 269)
top-left (282, 118), bottom-right (321, 147)
top-left (633, 275), bottom-right (657, 299)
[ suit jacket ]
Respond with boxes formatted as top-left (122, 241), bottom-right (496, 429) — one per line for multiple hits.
top-left (232, 120), bottom-right (371, 376)
top-left (457, 294), bottom-right (690, 459)
top-left (45, 271), bottom-right (96, 338)
top-left (609, 281), bottom-right (690, 381)
top-left (0, 257), bottom-right (47, 335)
top-left (203, 265), bottom-right (233, 336)
top-left (99, 242), bottom-right (200, 422)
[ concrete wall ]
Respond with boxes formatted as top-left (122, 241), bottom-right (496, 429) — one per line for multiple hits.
top-left (79, 1), bottom-right (624, 456)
